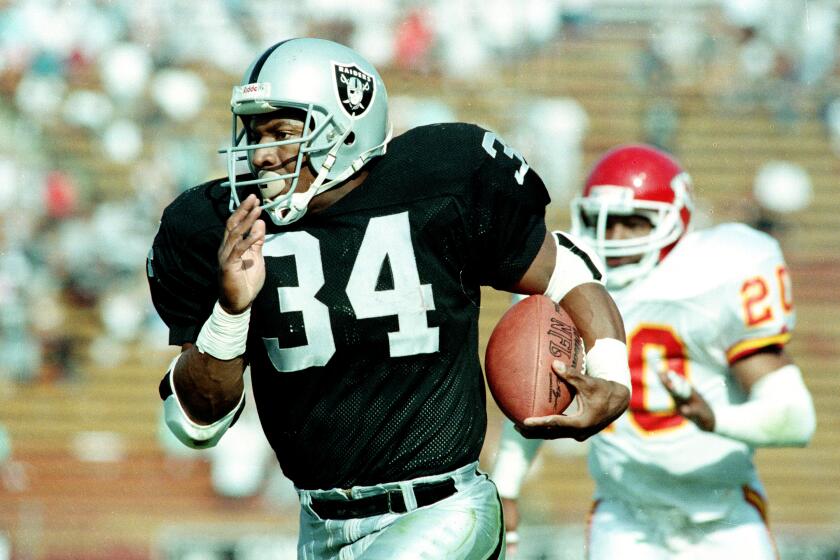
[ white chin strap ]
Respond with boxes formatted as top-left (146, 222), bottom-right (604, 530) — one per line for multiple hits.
top-left (264, 124), bottom-right (393, 226)
top-left (265, 129), bottom-right (349, 226)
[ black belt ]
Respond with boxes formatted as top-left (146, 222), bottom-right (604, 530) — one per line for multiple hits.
top-left (309, 478), bottom-right (457, 520)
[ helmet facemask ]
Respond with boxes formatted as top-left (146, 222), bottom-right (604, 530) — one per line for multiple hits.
top-left (220, 38), bottom-right (392, 226)
top-left (571, 185), bottom-right (689, 289)
top-left (571, 145), bottom-right (693, 289)
top-left (222, 101), bottom-right (355, 225)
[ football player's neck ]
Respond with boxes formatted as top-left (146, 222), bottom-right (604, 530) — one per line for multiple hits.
top-left (308, 170), bottom-right (370, 214)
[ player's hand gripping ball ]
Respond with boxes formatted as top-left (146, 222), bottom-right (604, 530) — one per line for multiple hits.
top-left (485, 295), bottom-right (586, 425)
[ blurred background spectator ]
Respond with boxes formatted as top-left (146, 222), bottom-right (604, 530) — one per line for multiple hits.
top-left (749, 159), bottom-right (814, 235)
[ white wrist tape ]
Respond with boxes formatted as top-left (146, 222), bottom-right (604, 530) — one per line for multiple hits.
top-left (544, 231), bottom-right (605, 303)
top-left (585, 338), bottom-right (631, 392)
top-left (195, 301), bottom-right (251, 360)
top-left (163, 353), bottom-right (245, 449)
top-left (491, 420), bottom-right (543, 499)
top-left (506, 531), bottom-right (520, 545)
top-left (713, 364), bottom-right (815, 447)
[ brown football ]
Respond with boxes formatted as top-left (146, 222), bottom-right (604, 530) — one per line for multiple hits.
top-left (484, 294), bottom-right (585, 425)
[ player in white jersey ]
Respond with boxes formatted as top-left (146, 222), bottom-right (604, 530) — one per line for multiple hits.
top-left (491, 144), bottom-right (816, 559)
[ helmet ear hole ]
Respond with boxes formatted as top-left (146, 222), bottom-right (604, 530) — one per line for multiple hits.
top-left (343, 131), bottom-right (356, 146)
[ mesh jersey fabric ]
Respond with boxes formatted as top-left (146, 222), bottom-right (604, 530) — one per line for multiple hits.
top-left (147, 123), bottom-right (550, 489)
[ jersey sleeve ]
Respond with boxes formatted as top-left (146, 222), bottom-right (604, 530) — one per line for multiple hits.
top-left (717, 230), bottom-right (796, 363)
top-left (146, 198), bottom-right (223, 346)
top-left (469, 132), bottom-right (550, 289)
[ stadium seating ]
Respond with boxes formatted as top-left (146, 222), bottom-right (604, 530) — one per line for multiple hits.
top-left (1, 16), bottom-right (838, 560)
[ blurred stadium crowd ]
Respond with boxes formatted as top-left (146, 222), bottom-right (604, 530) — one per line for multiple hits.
top-left (0, 0), bottom-right (838, 558)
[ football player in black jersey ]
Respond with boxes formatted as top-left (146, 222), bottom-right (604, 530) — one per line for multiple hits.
top-left (147, 38), bottom-right (631, 559)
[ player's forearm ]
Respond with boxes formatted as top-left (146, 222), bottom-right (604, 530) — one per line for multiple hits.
top-left (713, 364), bottom-right (816, 447)
top-left (560, 283), bottom-right (624, 350)
top-left (174, 300), bottom-right (251, 424)
top-left (174, 346), bottom-right (246, 424)
top-left (561, 283), bottom-right (631, 396)
top-left (161, 349), bottom-right (245, 450)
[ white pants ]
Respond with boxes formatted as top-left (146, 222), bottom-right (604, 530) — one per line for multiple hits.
top-left (296, 462), bottom-right (505, 560)
top-left (587, 488), bottom-right (778, 560)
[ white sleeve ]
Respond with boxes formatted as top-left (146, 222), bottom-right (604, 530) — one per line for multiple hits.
top-left (543, 231), bottom-right (605, 303)
top-left (713, 364), bottom-right (816, 447)
top-left (162, 354), bottom-right (246, 450)
top-left (491, 420), bottom-right (543, 499)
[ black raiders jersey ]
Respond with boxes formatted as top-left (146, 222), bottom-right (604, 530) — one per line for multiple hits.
top-left (147, 123), bottom-right (550, 490)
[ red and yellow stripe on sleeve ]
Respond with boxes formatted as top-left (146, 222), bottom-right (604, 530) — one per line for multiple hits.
top-left (726, 332), bottom-right (791, 364)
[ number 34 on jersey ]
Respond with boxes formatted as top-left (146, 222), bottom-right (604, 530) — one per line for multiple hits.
top-left (261, 212), bottom-right (439, 373)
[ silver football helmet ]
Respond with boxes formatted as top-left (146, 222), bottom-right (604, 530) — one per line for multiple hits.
top-left (221, 38), bottom-right (392, 225)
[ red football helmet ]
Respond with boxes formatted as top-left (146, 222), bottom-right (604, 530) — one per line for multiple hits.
top-left (570, 144), bottom-right (693, 288)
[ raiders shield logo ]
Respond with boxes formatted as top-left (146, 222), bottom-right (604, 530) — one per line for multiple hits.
top-left (333, 63), bottom-right (375, 118)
